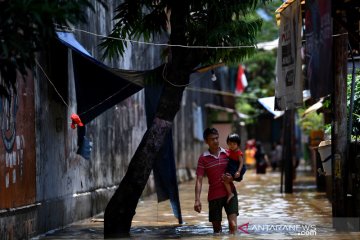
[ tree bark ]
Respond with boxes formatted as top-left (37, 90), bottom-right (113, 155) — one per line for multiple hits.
top-left (104, 2), bottom-right (201, 238)
top-left (104, 117), bottom-right (174, 237)
top-left (104, 76), bottom-right (193, 238)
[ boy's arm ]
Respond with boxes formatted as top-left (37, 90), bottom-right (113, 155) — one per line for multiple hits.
top-left (194, 175), bottom-right (203, 213)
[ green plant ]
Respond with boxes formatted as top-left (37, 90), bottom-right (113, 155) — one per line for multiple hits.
top-left (234, 49), bottom-right (277, 124)
top-left (232, 0), bottom-right (280, 123)
top-left (299, 70), bottom-right (360, 140)
top-left (256, 0), bottom-right (283, 42)
top-left (0, 0), bottom-right (105, 93)
top-left (100, 0), bottom-right (270, 236)
top-left (298, 108), bottom-right (324, 135)
top-left (347, 70), bottom-right (360, 139)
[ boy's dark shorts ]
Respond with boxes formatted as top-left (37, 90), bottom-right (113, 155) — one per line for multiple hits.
top-left (208, 190), bottom-right (239, 222)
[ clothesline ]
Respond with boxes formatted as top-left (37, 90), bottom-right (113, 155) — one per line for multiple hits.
top-left (55, 24), bottom-right (349, 51)
top-left (55, 24), bottom-right (272, 50)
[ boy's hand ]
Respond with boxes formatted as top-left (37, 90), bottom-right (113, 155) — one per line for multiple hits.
top-left (234, 171), bottom-right (240, 178)
top-left (194, 200), bottom-right (202, 213)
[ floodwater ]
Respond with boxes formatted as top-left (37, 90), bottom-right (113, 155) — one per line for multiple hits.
top-left (35, 167), bottom-right (360, 239)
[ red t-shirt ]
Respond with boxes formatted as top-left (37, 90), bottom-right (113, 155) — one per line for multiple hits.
top-left (226, 149), bottom-right (243, 161)
top-left (196, 148), bottom-right (235, 201)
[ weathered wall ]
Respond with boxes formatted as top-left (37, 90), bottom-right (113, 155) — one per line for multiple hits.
top-left (174, 70), bottom-right (228, 180)
top-left (0, 70), bottom-right (38, 240)
top-left (0, 1), bottom-right (227, 239)
top-left (33, 0), bottom-right (158, 235)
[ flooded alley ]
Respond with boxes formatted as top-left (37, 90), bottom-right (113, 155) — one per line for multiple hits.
top-left (34, 168), bottom-right (360, 239)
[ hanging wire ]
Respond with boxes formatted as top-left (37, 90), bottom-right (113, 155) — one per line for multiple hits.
top-left (55, 24), bottom-right (349, 50)
top-left (162, 63), bottom-right (195, 87)
top-left (35, 58), bottom-right (135, 118)
top-left (37, 23), bottom-right (292, 114)
top-left (78, 82), bottom-right (134, 117)
top-left (186, 87), bottom-right (257, 99)
top-left (54, 24), bottom-right (259, 49)
top-left (35, 59), bottom-right (70, 108)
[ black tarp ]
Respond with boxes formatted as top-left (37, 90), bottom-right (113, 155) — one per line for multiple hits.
top-left (57, 32), bottom-right (144, 124)
top-left (145, 84), bottom-right (183, 223)
top-left (56, 31), bottom-right (182, 222)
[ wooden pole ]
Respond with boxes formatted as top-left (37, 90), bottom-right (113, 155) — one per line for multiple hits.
top-left (332, 16), bottom-right (348, 230)
top-left (284, 109), bottom-right (294, 193)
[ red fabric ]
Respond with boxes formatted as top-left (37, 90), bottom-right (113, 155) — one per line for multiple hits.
top-left (196, 148), bottom-right (234, 201)
top-left (70, 113), bottom-right (84, 129)
top-left (226, 149), bottom-right (243, 161)
top-left (235, 64), bottom-right (248, 95)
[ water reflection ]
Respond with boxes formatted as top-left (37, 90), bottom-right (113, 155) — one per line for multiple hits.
top-left (37, 169), bottom-right (360, 240)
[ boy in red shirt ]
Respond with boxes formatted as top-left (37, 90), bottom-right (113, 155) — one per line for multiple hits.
top-left (194, 128), bottom-right (238, 234)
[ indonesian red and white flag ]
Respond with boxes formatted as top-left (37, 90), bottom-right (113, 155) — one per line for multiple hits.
top-left (235, 64), bottom-right (248, 95)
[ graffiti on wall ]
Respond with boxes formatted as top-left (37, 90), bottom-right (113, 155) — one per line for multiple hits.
top-left (0, 71), bottom-right (36, 208)
top-left (0, 77), bottom-right (18, 152)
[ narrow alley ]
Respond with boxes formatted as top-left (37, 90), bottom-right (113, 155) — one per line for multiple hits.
top-left (34, 167), bottom-right (360, 239)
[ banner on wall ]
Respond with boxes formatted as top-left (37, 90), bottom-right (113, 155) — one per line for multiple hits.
top-left (275, 0), bottom-right (303, 110)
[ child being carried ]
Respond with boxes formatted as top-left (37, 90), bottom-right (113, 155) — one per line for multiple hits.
top-left (224, 133), bottom-right (245, 203)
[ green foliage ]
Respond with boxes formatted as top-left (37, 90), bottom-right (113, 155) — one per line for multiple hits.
top-left (0, 0), bottom-right (104, 90)
top-left (100, 0), bottom-right (265, 66)
top-left (348, 70), bottom-right (360, 138)
top-left (235, 94), bottom-right (259, 124)
top-left (255, 0), bottom-right (283, 42)
top-left (298, 109), bottom-right (324, 135)
top-left (243, 50), bottom-right (276, 95)
top-left (234, 49), bottom-right (277, 120)
top-left (299, 71), bottom-right (360, 140)
top-left (231, 0), bottom-right (280, 121)
top-left (320, 70), bottom-right (360, 139)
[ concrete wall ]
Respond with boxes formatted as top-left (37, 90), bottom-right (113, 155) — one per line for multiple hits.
top-left (32, 0), bottom-right (157, 236)
top-left (0, 1), bottom-right (229, 239)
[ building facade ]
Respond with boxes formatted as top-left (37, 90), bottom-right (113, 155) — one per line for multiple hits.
top-left (0, 1), bottom-right (239, 239)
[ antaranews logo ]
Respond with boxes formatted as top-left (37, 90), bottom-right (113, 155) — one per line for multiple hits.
top-left (238, 222), bottom-right (250, 234)
top-left (238, 222), bottom-right (317, 236)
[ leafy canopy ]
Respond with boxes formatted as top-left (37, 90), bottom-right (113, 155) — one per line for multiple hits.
top-left (255, 0), bottom-right (282, 42)
top-left (235, 49), bottom-right (277, 121)
top-left (347, 70), bottom-right (360, 138)
top-left (233, 0), bottom-right (281, 121)
top-left (0, 0), bottom-right (105, 88)
top-left (101, 0), bottom-right (268, 66)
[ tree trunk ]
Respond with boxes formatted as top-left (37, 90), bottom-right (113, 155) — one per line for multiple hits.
top-left (103, 76), bottom-right (193, 238)
top-left (104, 117), bottom-right (174, 237)
top-left (104, 2), bottom-right (201, 238)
